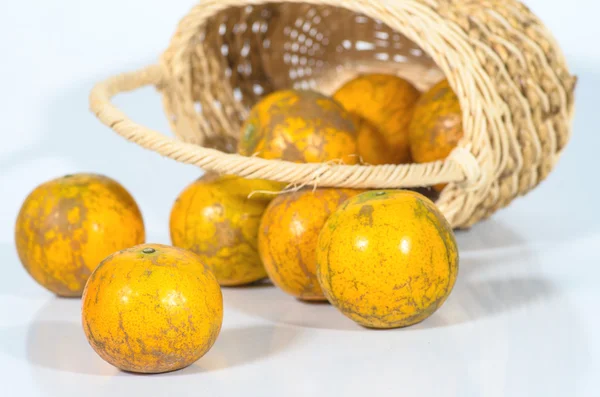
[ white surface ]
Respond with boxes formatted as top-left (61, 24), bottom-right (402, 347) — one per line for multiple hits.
top-left (1, 1), bottom-right (599, 396)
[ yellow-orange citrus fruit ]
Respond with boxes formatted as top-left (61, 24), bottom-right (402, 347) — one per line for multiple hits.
top-left (170, 173), bottom-right (281, 286)
top-left (351, 114), bottom-right (398, 165)
top-left (82, 244), bottom-right (223, 374)
top-left (334, 74), bottom-right (421, 164)
top-left (15, 173), bottom-right (145, 297)
top-left (238, 90), bottom-right (359, 164)
top-left (409, 79), bottom-right (463, 191)
top-left (317, 190), bottom-right (458, 329)
top-left (258, 188), bottom-right (364, 301)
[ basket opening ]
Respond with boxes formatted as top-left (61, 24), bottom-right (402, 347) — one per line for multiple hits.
top-left (106, 0), bottom-right (575, 228)
top-left (174, 3), bottom-right (447, 153)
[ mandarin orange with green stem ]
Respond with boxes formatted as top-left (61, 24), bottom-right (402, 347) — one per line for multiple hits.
top-left (82, 244), bottom-right (223, 374)
top-left (317, 190), bottom-right (459, 329)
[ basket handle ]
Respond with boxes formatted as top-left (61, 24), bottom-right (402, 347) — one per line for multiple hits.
top-left (89, 65), bottom-right (482, 189)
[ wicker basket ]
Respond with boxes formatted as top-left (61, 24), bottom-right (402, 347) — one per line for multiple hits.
top-left (89, 0), bottom-right (576, 229)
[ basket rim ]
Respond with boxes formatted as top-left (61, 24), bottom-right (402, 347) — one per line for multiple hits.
top-left (89, 63), bottom-right (482, 190)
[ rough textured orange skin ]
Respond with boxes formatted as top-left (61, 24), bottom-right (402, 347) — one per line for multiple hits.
top-left (82, 244), bottom-right (223, 374)
top-left (170, 173), bottom-right (282, 286)
top-left (258, 188), bottom-right (364, 301)
top-left (317, 190), bottom-right (459, 329)
top-left (238, 90), bottom-right (359, 164)
top-left (409, 79), bottom-right (464, 191)
top-left (351, 114), bottom-right (398, 165)
top-left (334, 74), bottom-right (421, 164)
top-left (15, 174), bottom-right (145, 297)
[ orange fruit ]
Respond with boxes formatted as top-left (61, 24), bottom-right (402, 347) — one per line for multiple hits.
top-left (351, 115), bottom-right (398, 165)
top-left (317, 190), bottom-right (458, 329)
top-left (15, 173), bottom-right (145, 297)
top-left (258, 188), bottom-right (364, 301)
top-left (170, 173), bottom-right (281, 286)
top-left (334, 74), bottom-right (421, 164)
top-left (82, 244), bottom-right (223, 374)
top-left (238, 90), bottom-right (359, 164)
top-left (409, 79), bottom-right (464, 191)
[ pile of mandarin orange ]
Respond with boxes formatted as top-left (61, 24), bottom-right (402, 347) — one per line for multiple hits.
top-left (15, 74), bottom-right (462, 374)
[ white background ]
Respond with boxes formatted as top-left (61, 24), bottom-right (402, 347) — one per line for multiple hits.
top-left (0, 1), bottom-right (598, 396)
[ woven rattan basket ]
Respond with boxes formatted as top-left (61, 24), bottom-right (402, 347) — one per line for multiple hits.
top-left (90, 0), bottom-right (576, 229)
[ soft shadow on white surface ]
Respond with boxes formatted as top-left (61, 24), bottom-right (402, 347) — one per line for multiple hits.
top-left (224, 288), bottom-right (360, 331)
top-left (412, 276), bottom-right (556, 330)
top-left (26, 321), bottom-right (117, 375)
top-left (157, 324), bottom-right (303, 376)
top-left (455, 219), bottom-right (527, 253)
top-left (226, 220), bottom-right (557, 331)
top-left (415, 219), bottom-right (556, 329)
top-left (226, 274), bottom-right (556, 332)
top-left (0, 299), bottom-right (116, 376)
top-left (0, 297), bottom-right (302, 376)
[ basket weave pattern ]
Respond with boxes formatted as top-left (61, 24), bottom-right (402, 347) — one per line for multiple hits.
top-left (90, 0), bottom-right (576, 228)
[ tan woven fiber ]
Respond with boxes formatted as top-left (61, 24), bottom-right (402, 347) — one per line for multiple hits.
top-left (89, 0), bottom-right (576, 228)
